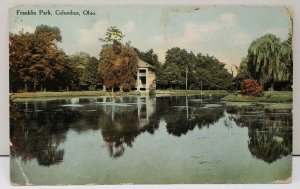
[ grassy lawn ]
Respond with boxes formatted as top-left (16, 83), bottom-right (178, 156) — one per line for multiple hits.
top-left (10, 90), bottom-right (292, 103)
top-left (221, 91), bottom-right (292, 103)
top-left (11, 90), bottom-right (229, 99)
top-left (10, 90), bottom-right (150, 99)
top-left (156, 90), bottom-right (228, 96)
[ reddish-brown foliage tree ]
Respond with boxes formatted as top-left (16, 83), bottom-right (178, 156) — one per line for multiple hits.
top-left (241, 79), bottom-right (263, 97)
top-left (9, 25), bottom-right (65, 92)
top-left (99, 43), bottom-right (138, 91)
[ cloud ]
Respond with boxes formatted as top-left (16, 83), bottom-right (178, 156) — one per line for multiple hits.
top-left (215, 51), bottom-right (243, 66)
top-left (150, 21), bottom-right (223, 51)
top-left (174, 22), bottom-right (222, 46)
top-left (150, 13), bottom-right (239, 63)
top-left (77, 20), bottom-right (109, 56)
top-left (224, 64), bottom-right (238, 76)
top-left (220, 13), bottom-right (237, 26)
top-left (10, 24), bottom-right (35, 34)
top-left (234, 32), bottom-right (252, 45)
top-left (79, 20), bottom-right (109, 45)
top-left (76, 20), bottom-right (137, 57)
top-left (156, 48), bottom-right (167, 63)
top-left (121, 20), bottom-right (136, 34)
top-left (265, 27), bottom-right (288, 39)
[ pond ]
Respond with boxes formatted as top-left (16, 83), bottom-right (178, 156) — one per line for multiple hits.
top-left (10, 95), bottom-right (292, 185)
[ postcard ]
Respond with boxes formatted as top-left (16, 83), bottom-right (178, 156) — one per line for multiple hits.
top-left (9, 5), bottom-right (293, 185)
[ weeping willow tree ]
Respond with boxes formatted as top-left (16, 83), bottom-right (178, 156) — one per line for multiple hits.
top-left (245, 8), bottom-right (293, 90)
top-left (247, 34), bottom-right (281, 90)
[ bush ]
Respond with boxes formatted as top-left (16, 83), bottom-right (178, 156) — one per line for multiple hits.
top-left (241, 79), bottom-right (263, 97)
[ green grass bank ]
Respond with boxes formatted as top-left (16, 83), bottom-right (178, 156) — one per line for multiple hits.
top-left (10, 91), bottom-right (150, 99)
top-left (221, 91), bottom-right (292, 103)
top-left (10, 90), bottom-right (292, 103)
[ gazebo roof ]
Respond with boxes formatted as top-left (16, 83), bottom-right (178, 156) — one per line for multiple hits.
top-left (138, 59), bottom-right (155, 70)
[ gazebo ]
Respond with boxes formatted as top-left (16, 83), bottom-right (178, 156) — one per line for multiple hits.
top-left (136, 59), bottom-right (156, 91)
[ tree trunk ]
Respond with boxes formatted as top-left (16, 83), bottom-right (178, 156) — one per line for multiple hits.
top-left (269, 82), bottom-right (274, 91)
top-left (24, 83), bottom-right (28, 92)
top-left (33, 83), bottom-right (36, 92)
top-left (34, 73), bottom-right (37, 92)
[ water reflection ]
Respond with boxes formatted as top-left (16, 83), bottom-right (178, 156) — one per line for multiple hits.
top-left (10, 108), bottom-right (68, 166)
top-left (226, 105), bottom-right (292, 163)
top-left (155, 96), bottom-right (225, 137)
top-left (10, 96), bottom-right (292, 166)
top-left (98, 97), bottom-right (159, 158)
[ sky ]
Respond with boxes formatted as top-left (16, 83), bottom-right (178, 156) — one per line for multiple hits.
top-left (10, 5), bottom-right (291, 70)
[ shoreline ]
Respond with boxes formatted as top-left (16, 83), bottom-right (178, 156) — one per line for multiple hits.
top-left (10, 90), bottom-right (292, 103)
top-left (10, 91), bottom-right (149, 99)
top-left (10, 90), bottom-right (228, 99)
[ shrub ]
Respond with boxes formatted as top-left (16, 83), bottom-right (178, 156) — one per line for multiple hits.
top-left (241, 79), bottom-right (263, 97)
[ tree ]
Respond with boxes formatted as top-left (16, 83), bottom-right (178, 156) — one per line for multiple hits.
top-left (246, 34), bottom-right (281, 90)
top-left (98, 31), bottom-right (138, 91)
top-left (162, 47), bottom-right (196, 89)
top-left (194, 53), bottom-right (233, 90)
top-left (244, 9), bottom-right (293, 91)
top-left (246, 34), bottom-right (292, 90)
top-left (234, 58), bottom-right (252, 90)
top-left (9, 32), bottom-right (34, 92)
top-left (68, 52), bottom-right (90, 87)
top-left (134, 48), bottom-right (160, 68)
top-left (99, 26), bottom-right (125, 44)
top-left (59, 57), bottom-right (81, 91)
top-left (159, 63), bottom-right (184, 89)
top-left (31, 25), bottom-right (64, 91)
top-left (9, 25), bottom-right (65, 92)
top-left (81, 57), bottom-right (101, 90)
top-left (116, 46), bottom-right (139, 90)
top-left (157, 47), bottom-right (233, 90)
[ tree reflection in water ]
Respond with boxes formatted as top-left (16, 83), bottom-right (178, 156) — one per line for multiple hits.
top-left (10, 102), bottom-right (71, 166)
top-left (9, 96), bottom-right (226, 162)
top-left (10, 98), bottom-right (101, 166)
top-left (156, 96), bottom-right (225, 137)
top-left (227, 105), bottom-right (292, 163)
top-left (98, 97), bottom-right (159, 158)
top-left (10, 96), bottom-right (292, 165)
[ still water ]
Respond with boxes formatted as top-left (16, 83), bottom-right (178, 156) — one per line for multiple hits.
top-left (10, 95), bottom-right (292, 184)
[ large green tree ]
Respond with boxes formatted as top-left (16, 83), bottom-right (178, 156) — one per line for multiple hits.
top-left (134, 48), bottom-right (161, 68)
top-left (157, 47), bottom-right (233, 90)
top-left (193, 53), bottom-right (233, 90)
top-left (158, 63), bottom-right (184, 89)
top-left (243, 9), bottom-right (293, 91)
top-left (59, 57), bottom-right (81, 91)
top-left (68, 52), bottom-right (90, 87)
top-left (246, 33), bottom-right (292, 90)
top-left (162, 47), bottom-right (196, 88)
top-left (81, 57), bottom-right (101, 90)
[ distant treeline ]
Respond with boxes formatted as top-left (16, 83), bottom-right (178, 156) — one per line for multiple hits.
top-left (9, 22), bottom-right (292, 93)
